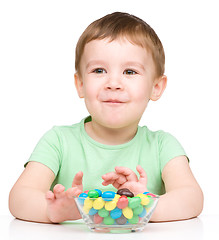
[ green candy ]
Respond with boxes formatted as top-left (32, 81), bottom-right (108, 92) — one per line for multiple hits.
top-left (133, 205), bottom-right (143, 215)
top-left (103, 215), bottom-right (115, 225)
top-left (88, 190), bottom-right (99, 198)
top-left (146, 196), bottom-right (154, 208)
top-left (128, 215), bottom-right (139, 224)
top-left (98, 208), bottom-right (109, 217)
top-left (128, 197), bottom-right (141, 209)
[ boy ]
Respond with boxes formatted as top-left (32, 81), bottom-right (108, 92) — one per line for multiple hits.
top-left (9, 12), bottom-right (203, 223)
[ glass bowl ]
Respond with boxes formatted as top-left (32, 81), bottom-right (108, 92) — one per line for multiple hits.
top-left (74, 192), bottom-right (159, 233)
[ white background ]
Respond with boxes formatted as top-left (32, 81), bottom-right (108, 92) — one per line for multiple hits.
top-left (1, 0), bottom-right (218, 217)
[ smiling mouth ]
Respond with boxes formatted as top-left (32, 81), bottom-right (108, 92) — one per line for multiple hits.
top-left (103, 99), bottom-right (126, 104)
top-left (104, 100), bottom-right (123, 103)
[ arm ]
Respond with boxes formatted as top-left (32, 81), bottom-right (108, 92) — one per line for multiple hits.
top-left (9, 161), bottom-right (82, 223)
top-left (150, 155), bottom-right (204, 222)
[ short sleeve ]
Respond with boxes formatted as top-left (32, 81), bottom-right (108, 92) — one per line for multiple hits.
top-left (158, 131), bottom-right (188, 172)
top-left (25, 127), bottom-right (63, 176)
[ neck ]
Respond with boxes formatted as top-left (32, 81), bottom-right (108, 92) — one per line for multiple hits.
top-left (84, 120), bottom-right (138, 145)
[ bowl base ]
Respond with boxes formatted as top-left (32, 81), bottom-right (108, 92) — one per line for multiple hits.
top-left (88, 223), bottom-right (146, 233)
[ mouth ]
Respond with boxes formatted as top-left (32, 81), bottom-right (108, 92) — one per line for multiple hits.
top-left (103, 99), bottom-right (126, 104)
top-left (103, 100), bottom-right (124, 103)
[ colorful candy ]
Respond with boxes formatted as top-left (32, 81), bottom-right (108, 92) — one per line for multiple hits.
top-left (105, 199), bottom-right (117, 211)
top-left (117, 188), bottom-right (134, 198)
top-left (122, 206), bottom-right (133, 219)
top-left (93, 197), bottom-right (105, 210)
top-left (77, 188), bottom-right (157, 226)
top-left (117, 195), bottom-right (129, 209)
top-left (102, 191), bottom-right (116, 201)
top-left (88, 190), bottom-right (99, 198)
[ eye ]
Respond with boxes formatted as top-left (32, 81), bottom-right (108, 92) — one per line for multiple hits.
top-left (123, 69), bottom-right (137, 75)
top-left (93, 68), bottom-right (106, 74)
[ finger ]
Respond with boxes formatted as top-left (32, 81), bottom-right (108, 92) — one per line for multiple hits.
top-left (112, 181), bottom-right (121, 190)
top-left (53, 184), bottom-right (65, 199)
top-left (136, 165), bottom-right (147, 185)
top-left (102, 172), bottom-right (117, 181)
top-left (115, 166), bottom-right (138, 181)
top-left (66, 187), bottom-right (83, 198)
top-left (102, 179), bottom-right (115, 186)
top-left (72, 171), bottom-right (83, 187)
top-left (102, 172), bottom-right (126, 184)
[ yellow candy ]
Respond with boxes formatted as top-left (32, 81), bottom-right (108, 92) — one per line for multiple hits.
top-left (105, 199), bottom-right (117, 211)
top-left (83, 205), bottom-right (91, 214)
top-left (136, 193), bottom-right (150, 205)
top-left (122, 206), bottom-right (133, 219)
top-left (114, 194), bottom-right (121, 200)
top-left (84, 197), bottom-right (93, 209)
top-left (93, 197), bottom-right (105, 210)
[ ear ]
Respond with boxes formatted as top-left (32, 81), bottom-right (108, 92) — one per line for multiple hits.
top-left (74, 73), bottom-right (84, 98)
top-left (150, 75), bottom-right (167, 101)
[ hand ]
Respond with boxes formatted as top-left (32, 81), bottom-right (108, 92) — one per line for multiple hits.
top-left (45, 171), bottom-right (83, 223)
top-left (102, 165), bottom-right (148, 196)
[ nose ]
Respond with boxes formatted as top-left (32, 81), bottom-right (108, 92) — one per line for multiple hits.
top-left (105, 74), bottom-right (124, 91)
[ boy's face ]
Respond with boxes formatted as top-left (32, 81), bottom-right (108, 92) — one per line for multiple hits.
top-left (75, 38), bottom-right (166, 129)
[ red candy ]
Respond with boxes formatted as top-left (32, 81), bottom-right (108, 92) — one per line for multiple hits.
top-left (117, 195), bottom-right (129, 209)
top-left (93, 214), bottom-right (103, 224)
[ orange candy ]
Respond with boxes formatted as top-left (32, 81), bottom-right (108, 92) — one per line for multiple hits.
top-left (117, 195), bottom-right (129, 209)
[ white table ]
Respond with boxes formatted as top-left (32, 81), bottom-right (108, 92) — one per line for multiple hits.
top-left (0, 214), bottom-right (218, 240)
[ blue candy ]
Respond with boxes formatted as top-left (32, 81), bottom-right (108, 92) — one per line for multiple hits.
top-left (89, 208), bottom-right (98, 216)
top-left (94, 189), bottom-right (102, 197)
top-left (78, 192), bottom-right (88, 204)
top-left (101, 191), bottom-right (115, 201)
top-left (110, 207), bottom-right (122, 219)
top-left (139, 208), bottom-right (147, 218)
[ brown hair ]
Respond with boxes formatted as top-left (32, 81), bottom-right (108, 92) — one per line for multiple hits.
top-left (75, 12), bottom-right (165, 78)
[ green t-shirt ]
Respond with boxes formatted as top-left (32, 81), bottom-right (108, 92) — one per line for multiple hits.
top-left (26, 116), bottom-right (187, 195)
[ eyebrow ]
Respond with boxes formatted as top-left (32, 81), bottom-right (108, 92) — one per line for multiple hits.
top-left (85, 60), bottom-right (146, 71)
top-left (85, 60), bottom-right (106, 70)
top-left (123, 61), bottom-right (145, 71)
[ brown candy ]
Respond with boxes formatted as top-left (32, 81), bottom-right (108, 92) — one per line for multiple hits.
top-left (117, 188), bottom-right (134, 198)
top-left (116, 214), bottom-right (127, 225)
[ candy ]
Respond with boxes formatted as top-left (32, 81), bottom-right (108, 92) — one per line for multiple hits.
top-left (114, 194), bottom-right (121, 200)
top-left (76, 189), bottom-right (157, 226)
top-left (117, 195), bottom-right (129, 209)
top-left (110, 207), bottom-right (122, 219)
top-left (105, 199), bottom-right (117, 211)
top-left (98, 208), bottom-right (109, 217)
top-left (103, 215), bottom-right (115, 225)
top-left (95, 189), bottom-right (102, 197)
top-left (83, 205), bottom-right (91, 214)
top-left (78, 192), bottom-right (88, 204)
top-left (146, 196), bottom-right (154, 208)
top-left (138, 208), bottom-right (147, 218)
top-left (84, 197), bottom-right (93, 209)
top-left (93, 197), bottom-right (105, 210)
top-left (122, 206), bottom-right (133, 219)
top-left (128, 215), bottom-right (139, 224)
top-left (117, 188), bottom-right (134, 198)
top-left (145, 192), bottom-right (157, 198)
top-left (89, 208), bottom-right (98, 215)
top-left (128, 197), bottom-right (141, 209)
top-left (93, 214), bottom-right (103, 224)
top-left (133, 204), bottom-right (143, 215)
top-left (136, 193), bottom-right (150, 205)
top-left (88, 190), bottom-right (99, 198)
top-left (116, 214), bottom-right (127, 225)
top-left (102, 191), bottom-right (116, 201)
